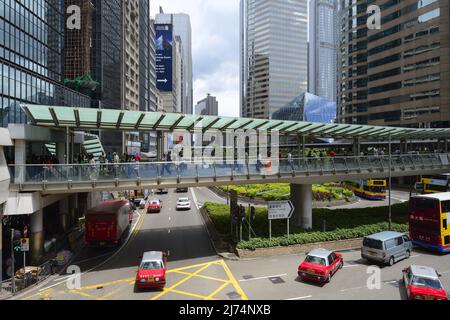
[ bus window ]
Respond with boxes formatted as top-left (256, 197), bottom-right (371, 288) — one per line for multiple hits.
top-left (443, 219), bottom-right (447, 230)
top-left (442, 201), bottom-right (450, 213)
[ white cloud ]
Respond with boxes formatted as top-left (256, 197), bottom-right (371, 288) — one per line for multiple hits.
top-left (150, 0), bottom-right (240, 117)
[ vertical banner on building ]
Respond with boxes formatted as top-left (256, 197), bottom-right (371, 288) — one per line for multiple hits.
top-left (155, 24), bottom-right (173, 92)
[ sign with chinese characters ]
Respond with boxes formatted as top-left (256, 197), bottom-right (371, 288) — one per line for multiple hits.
top-left (268, 201), bottom-right (294, 220)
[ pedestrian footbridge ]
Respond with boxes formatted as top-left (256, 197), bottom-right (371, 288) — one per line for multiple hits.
top-left (8, 153), bottom-right (450, 194)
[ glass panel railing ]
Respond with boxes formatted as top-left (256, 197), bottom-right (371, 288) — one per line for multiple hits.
top-left (292, 158), bottom-right (308, 173)
top-left (333, 158), bottom-right (347, 172)
top-left (279, 159), bottom-right (294, 175)
top-left (358, 157), bottom-right (372, 171)
top-left (178, 163), bottom-right (198, 179)
top-left (214, 163), bottom-right (233, 178)
top-left (157, 163), bottom-right (178, 179)
top-left (139, 163), bottom-right (160, 181)
top-left (346, 157), bottom-right (359, 171)
top-left (197, 163), bottom-right (216, 178)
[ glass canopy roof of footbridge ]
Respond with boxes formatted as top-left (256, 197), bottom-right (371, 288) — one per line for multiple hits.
top-left (21, 104), bottom-right (450, 140)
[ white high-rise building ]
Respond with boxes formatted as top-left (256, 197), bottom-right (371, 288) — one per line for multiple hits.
top-left (308, 0), bottom-right (338, 101)
top-left (156, 11), bottom-right (193, 115)
top-left (240, 0), bottom-right (308, 119)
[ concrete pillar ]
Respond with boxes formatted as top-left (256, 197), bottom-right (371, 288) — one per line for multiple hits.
top-left (291, 184), bottom-right (313, 229)
top-left (57, 142), bottom-right (65, 165)
top-left (14, 140), bottom-right (26, 183)
top-left (31, 209), bottom-right (44, 264)
top-left (59, 198), bottom-right (70, 233)
top-left (353, 138), bottom-right (360, 156)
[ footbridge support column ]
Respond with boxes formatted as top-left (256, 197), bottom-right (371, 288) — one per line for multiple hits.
top-left (290, 184), bottom-right (313, 230)
top-left (31, 209), bottom-right (44, 264)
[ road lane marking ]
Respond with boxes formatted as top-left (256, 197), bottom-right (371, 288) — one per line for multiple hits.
top-left (168, 229), bottom-right (171, 234)
top-left (340, 286), bottom-right (365, 292)
top-left (151, 264), bottom-right (212, 300)
top-left (220, 260), bottom-right (248, 301)
top-left (286, 295), bottom-right (313, 300)
top-left (172, 270), bottom-right (229, 283)
top-left (343, 264), bottom-right (361, 268)
top-left (191, 188), bottom-right (200, 210)
top-left (206, 281), bottom-right (232, 300)
top-left (239, 274), bottom-right (288, 282)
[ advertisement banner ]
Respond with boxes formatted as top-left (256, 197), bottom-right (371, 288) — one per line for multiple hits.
top-left (155, 24), bottom-right (173, 92)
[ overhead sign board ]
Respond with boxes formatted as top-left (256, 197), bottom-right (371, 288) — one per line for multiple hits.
top-left (268, 201), bottom-right (294, 220)
top-left (155, 24), bottom-right (173, 92)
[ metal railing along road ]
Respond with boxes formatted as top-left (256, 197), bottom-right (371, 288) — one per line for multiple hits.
top-left (8, 153), bottom-right (450, 192)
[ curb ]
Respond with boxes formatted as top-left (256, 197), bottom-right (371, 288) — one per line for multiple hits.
top-left (198, 206), bottom-right (240, 261)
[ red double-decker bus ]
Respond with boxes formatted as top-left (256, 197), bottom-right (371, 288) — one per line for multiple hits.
top-left (85, 200), bottom-right (133, 247)
top-left (409, 193), bottom-right (450, 253)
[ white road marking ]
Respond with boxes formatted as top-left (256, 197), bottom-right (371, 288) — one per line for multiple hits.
top-left (343, 264), bottom-right (361, 268)
top-left (191, 188), bottom-right (200, 210)
top-left (286, 295), bottom-right (313, 300)
top-left (168, 229), bottom-right (171, 234)
top-left (239, 274), bottom-right (288, 282)
top-left (411, 255), bottom-right (420, 258)
top-left (168, 217), bottom-right (171, 221)
top-left (340, 286), bottom-right (365, 292)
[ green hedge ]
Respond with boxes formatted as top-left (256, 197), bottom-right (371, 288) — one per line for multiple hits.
top-left (204, 201), bottom-right (410, 249)
top-left (237, 223), bottom-right (408, 250)
top-left (217, 183), bottom-right (354, 202)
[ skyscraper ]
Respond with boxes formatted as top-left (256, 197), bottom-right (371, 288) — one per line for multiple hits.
top-left (308, 0), bottom-right (338, 101)
top-left (155, 11), bottom-right (193, 115)
top-left (337, 0), bottom-right (450, 128)
top-left (195, 94), bottom-right (219, 116)
top-left (1, 0), bottom-right (91, 128)
top-left (240, 0), bottom-right (308, 119)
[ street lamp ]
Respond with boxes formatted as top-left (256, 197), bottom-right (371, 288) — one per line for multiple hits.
top-left (388, 134), bottom-right (392, 230)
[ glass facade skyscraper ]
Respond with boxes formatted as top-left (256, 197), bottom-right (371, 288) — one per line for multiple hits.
top-left (0, 0), bottom-right (90, 127)
top-left (308, 0), bottom-right (338, 102)
top-left (240, 0), bottom-right (308, 119)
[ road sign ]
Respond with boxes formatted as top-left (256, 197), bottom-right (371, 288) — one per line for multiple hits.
top-left (268, 201), bottom-right (294, 220)
top-left (20, 238), bottom-right (30, 252)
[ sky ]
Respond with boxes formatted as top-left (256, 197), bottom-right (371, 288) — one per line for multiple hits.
top-left (150, 0), bottom-right (241, 117)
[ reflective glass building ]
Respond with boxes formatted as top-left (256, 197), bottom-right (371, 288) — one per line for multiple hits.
top-left (272, 92), bottom-right (337, 124)
top-left (240, 0), bottom-right (308, 119)
top-left (0, 0), bottom-right (91, 127)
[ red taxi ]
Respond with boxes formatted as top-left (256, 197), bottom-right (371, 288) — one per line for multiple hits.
top-left (298, 248), bottom-right (344, 283)
top-left (147, 199), bottom-right (162, 214)
top-left (136, 251), bottom-right (167, 289)
top-left (403, 265), bottom-right (448, 300)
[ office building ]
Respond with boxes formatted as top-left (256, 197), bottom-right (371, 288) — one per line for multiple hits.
top-left (240, 0), bottom-right (308, 119)
top-left (0, 0), bottom-right (91, 128)
top-left (337, 0), bottom-right (450, 128)
top-left (308, 0), bottom-right (338, 101)
top-left (195, 94), bottom-right (219, 116)
top-left (64, 0), bottom-right (95, 81)
top-left (156, 11), bottom-right (193, 114)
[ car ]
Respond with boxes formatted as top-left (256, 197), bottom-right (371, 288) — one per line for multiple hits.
top-left (156, 188), bottom-right (169, 195)
top-left (147, 199), bottom-right (162, 213)
top-left (176, 198), bottom-right (191, 211)
top-left (176, 187), bottom-right (189, 193)
top-left (361, 231), bottom-right (412, 266)
top-left (133, 198), bottom-right (143, 207)
top-left (403, 265), bottom-right (448, 300)
top-left (139, 198), bottom-right (147, 209)
top-left (136, 251), bottom-right (167, 289)
top-left (297, 248), bottom-right (344, 283)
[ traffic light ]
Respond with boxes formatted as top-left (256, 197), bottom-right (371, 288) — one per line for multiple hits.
top-left (250, 206), bottom-right (256, 222)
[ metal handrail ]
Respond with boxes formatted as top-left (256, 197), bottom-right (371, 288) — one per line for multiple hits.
top-left (8, 153), bottom-right (450, 186)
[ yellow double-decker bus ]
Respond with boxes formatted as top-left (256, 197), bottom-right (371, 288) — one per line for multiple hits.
top-left (421, 174), bottom-right (450, 194)
top-left (347, 179), bottom-right (387, 200)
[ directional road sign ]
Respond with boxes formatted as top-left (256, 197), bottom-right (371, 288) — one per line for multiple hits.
top-left (268, 201), bottom-right (295, 220)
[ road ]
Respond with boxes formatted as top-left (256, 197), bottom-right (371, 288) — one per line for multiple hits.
top-left (17, 189), bottom-right (247, 301)
top-left (227, 248), bottom-right (450, 300)
top-left (15, 187), bottom-right (449, 301)
top-left (191, 187), bottom-right (411, 209)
